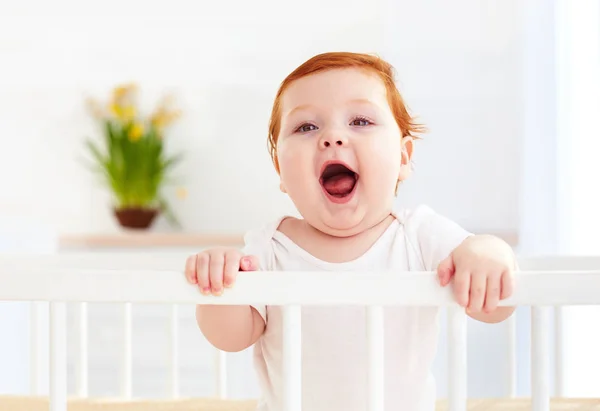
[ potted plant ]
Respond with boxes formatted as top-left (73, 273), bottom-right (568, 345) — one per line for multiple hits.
top-left (84, 83), bottom-right (184, 230)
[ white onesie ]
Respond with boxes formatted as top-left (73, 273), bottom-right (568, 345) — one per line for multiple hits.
top-left (242, 204), bottom-right (471, 411)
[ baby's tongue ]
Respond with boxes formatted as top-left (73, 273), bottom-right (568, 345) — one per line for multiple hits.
top-left (323, 174), bottom-right (355, 196)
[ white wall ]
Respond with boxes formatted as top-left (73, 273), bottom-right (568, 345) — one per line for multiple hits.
top-left (0, 0), bottom-right (521, 236)
top-left (0, 0), bottom-right (529, 401)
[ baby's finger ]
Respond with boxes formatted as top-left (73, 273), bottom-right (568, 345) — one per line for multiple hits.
top-left (500, 269), bottom-right (514, 300)
top-left (184, 255), bottom-right (197, 284)
top-left (240, 255), bottom-right (260, 271)
top-left (223, 251), bottom-right (242, 288)
top-left (484, 273), bottom-right (501, 313)
top-left (453, 269), bottom-right (470, 307)
top-left (437, 255), bottom-right (454, 286)
top-left (196, 253), bottom-right (210, 295)
top-left (468, 273), bottom-right (486, 313)
top-left (209, 253), bottom-right (225, 295)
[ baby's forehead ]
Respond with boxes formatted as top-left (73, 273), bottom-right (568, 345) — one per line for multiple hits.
top-left (280, 68), bottom-right (389, 112)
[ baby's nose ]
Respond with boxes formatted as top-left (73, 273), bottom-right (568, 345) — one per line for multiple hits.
top-left (319, 134), bottom-right (348, 148)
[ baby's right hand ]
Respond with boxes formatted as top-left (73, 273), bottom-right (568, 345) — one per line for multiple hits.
top-left (184, 248), bottom-right (259, 296)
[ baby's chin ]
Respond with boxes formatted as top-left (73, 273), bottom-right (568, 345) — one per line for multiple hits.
top-left (309, 210), bottom-right (376, 238)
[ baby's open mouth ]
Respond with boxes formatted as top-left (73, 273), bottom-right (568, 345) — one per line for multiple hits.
top-left (319, 162), bottom-right (358, 198)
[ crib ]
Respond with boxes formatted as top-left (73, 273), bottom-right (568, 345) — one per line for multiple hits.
top-left (1, 253), bottom-right (600, 411)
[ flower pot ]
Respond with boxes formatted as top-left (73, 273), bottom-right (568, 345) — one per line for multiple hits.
top-left (114, 207), bottom-right (159, 230)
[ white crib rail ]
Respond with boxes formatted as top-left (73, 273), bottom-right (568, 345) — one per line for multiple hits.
top-left (516, 255), bottom-right (599, 398)
top-left (29, 301), bottom-right (42, 395)
top-left (531, 307), bottom-right (550, 411)
top-left (77, 302), bottom-right (88, 397)
top-left (2, 254), bottom-right (600, 411)
top-left (122, 302), bottom-right (132, 399)
top-left (448, 307), bottom-right (467, 411)
top-left (169, 304), bottom-right (179, 398)
top-left (282, 306), bottom-right (301, 411)
top-left (506, 313), bottom-right (517, 397)
top-left (49, 302), bottom-right (67, 411)
top-left (366, 305), bottom-right (385, 411)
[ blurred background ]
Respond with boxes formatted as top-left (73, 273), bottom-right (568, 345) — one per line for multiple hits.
top-left (0, 0), bottom-right (524, 235)
top-left (1, 0), bottom-right (599, 404)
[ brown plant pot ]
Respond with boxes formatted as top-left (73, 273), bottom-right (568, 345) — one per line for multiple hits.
top-left (114, 207), bottom-right (159, 230)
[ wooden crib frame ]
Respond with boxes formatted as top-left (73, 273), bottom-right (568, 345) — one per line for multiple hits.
top-left (1, 253), bottom-right (600, 411)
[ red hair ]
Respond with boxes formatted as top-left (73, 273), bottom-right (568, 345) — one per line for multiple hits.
top-left (267, 51), bottom-right (425, 172)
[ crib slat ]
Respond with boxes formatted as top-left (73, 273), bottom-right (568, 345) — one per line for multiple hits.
top-left (448, 306), bottom-right (467, 411)
top-left (215, 349), bottom-right (227, 398)
top-left (122, 302), bottom-right (132, 399)
top-left (282, 305), bottom-right (301, 411)
top-left (78, 302), bottom-right (88, 397)
top-left (554, 306), bottom-right (564, 397)
top-left (50, 302), bottom-right (67, 411)
top-left (507, 312), bottom-right (517, 397)
top-left (29, 301), bottom-right (39, 395)
top-left (531, 306), bottom-right (550, 411)
top-left (169, 304), bottom-right (179, 398)
top-left (366, 305), bottom-right (384, 411)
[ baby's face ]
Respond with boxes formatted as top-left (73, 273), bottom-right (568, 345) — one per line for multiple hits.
top-left (276, 67), bottom-right (411, 237)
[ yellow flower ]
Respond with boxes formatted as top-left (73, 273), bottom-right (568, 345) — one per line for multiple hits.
top-left (149, 93), bottom-right (181, 131)
top-left (121, 105), bottom-right (136, 121)
top-left (109, 103), bottom-right (136, 123)
top-left (109, 103), bottom-right (122, 117)
top-left (176, 187), bottom-right (187, 200)
top-left (113, 83), bottom-right (137, 100)
top-left (128, 123), bottom-right (144, 141)
top-left (150, 109), bottom-right (181, 130)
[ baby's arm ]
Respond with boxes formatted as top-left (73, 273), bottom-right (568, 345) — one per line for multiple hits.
top-left (438, 234), bottom-right (516, 324)
top-left (185, 248), bottom-right (265, 352)
top-left (409, 205), bottom-right (516, 324)
top-left (195, 305), bottom-right (265, 352)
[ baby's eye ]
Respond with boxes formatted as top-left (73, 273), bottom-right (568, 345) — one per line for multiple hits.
top-left (296, 123), bottom-right (318, 133)
top-left (350, 117), bottom-right (372, 126)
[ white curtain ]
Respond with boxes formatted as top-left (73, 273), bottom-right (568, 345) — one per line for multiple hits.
top-left (555, 0), bottom-right (600, 397)
top-left (521, 0), bottom-right (600, 397)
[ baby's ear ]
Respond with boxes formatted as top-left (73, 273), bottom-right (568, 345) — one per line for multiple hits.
top-left (398, 136), bottom-right (414, 181)
top-left (401, 136), bottom-right (414, 164)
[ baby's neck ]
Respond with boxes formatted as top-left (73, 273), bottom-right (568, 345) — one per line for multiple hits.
top-left (277, 214), bottom-right (396, 263)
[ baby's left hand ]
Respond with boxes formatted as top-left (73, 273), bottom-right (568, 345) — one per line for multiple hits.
top-left (437, 235), bottom-right (515, 314)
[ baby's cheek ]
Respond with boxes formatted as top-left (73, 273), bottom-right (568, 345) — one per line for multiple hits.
top-left (279, 151), bottom-right (303, 180)
top-left (365, 132), bottom-right (401, 157)
top-left (278, 144), bottom-right (314, 191)
top-left (277, 139), bottom-right (301, 164)
top-left (360, 142), bottom-right (402, 195)
top-left (366, 144), bottom-right (401, 176)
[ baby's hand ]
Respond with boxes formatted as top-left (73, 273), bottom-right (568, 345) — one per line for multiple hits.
top-left (184, 247), bottom-right (259, 296)
top-left (437, 235), bottom-right (515, 314)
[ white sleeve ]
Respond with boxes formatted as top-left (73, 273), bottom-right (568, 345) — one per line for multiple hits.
top-left (240, 227), bottom-right (272, 323)
top-left (405, 205), bottom-right (473, 271)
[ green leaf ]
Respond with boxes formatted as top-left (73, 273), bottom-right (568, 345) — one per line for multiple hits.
top-left (162, 153), bottom-right (183, 171)
top-left (158, 195), bottom-right (181, 228)
top-left (83, 103), bottom-right (184, 226)
top-left (84, 139), bottom-right (107, 167)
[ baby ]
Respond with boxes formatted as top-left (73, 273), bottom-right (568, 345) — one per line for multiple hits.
top-left (184, 52), bottom-right (516, 411)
